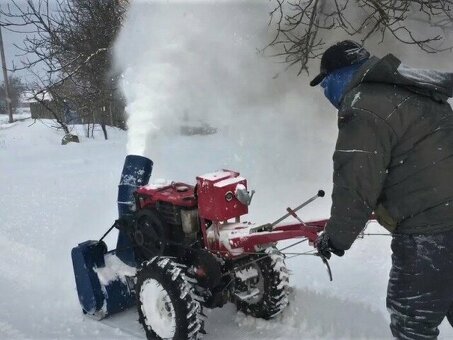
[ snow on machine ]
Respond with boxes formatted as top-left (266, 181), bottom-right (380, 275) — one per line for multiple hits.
top-left (71, 155), bottom-right (329, 339)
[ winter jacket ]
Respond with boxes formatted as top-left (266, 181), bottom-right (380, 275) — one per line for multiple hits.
top-left (325, 53), bottom-right (453, 250)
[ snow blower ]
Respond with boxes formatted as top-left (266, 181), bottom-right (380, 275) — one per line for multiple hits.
top-left (71, 155), bottom-right (346, 339)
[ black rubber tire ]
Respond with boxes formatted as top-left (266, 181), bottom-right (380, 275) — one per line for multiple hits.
top-left (136, 257), bottom-right (205, 340)
top-left (134, 209), bottom-right (166, 260)
top-left (232, 249), bottom-right (289, 319)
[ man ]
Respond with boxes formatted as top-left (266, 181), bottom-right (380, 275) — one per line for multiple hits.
top-left (312, 40), bottom-right (453, 339)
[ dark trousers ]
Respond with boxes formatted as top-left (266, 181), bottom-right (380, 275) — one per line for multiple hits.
top-left (387, 230), bottom-right (453, 339)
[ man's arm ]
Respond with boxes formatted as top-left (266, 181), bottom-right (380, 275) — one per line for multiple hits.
top-left (325, 105), bottom-right (396, 250)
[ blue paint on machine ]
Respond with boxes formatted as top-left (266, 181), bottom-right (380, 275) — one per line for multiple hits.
top-left (71, 155), bottom-right (153, 318)
top-left (117, 155), bottom-right (153, 265)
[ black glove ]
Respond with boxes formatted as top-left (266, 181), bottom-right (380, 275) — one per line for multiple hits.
top-left (315, 232), bottom-right (345, 259)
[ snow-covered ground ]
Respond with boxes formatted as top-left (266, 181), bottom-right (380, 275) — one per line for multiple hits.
top-left (1, 116), bottom-right (453, 339)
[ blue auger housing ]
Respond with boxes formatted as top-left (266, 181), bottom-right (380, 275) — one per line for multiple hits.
top-left (71, 155), bottom-right (153, 319)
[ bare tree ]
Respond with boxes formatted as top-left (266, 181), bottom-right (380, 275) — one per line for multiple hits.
top-left (0, 0), bottom-right (128, 139)
top-left (267, 0), bottom-right (453, 75)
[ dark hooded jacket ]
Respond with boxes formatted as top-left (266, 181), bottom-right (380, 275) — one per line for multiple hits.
top-left (325, 54), bottom-right (453, 250)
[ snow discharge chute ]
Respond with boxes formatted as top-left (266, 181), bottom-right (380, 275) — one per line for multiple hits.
top-left (116, 155), bottom-right (153, 265)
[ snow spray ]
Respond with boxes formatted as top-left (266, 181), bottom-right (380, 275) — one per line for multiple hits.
top-left (115, 1), bottom-right (269, 156)
top-left (113, 1), bottom-right (329, 157)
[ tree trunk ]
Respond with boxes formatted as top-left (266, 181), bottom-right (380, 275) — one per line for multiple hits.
top-left (101, 122), bottom-right (108, 140)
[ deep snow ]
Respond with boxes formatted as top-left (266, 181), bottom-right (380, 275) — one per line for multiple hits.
top-left (2, 115), bottom-right (453, 339)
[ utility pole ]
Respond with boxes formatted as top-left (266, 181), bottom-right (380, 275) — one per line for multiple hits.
top-left (0, 24), bottom-right (13, 123)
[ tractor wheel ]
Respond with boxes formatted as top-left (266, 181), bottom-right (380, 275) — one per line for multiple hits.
top-left (136, 257), bottom-right (205, 340)
top-left (232, 248), bottom-right (289, 319)
top-left (134, 209), bottom-right (167, 260)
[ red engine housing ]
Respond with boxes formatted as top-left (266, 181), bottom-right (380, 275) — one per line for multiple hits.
top-left (196, 170), bottom-right (248, 222)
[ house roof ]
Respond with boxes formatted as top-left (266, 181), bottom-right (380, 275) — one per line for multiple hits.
top-left (20, 90), bottom-right (53, 104)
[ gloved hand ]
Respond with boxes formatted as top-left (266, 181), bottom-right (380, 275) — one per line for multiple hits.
top-left (315, 232), bottom-right (345, 259)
